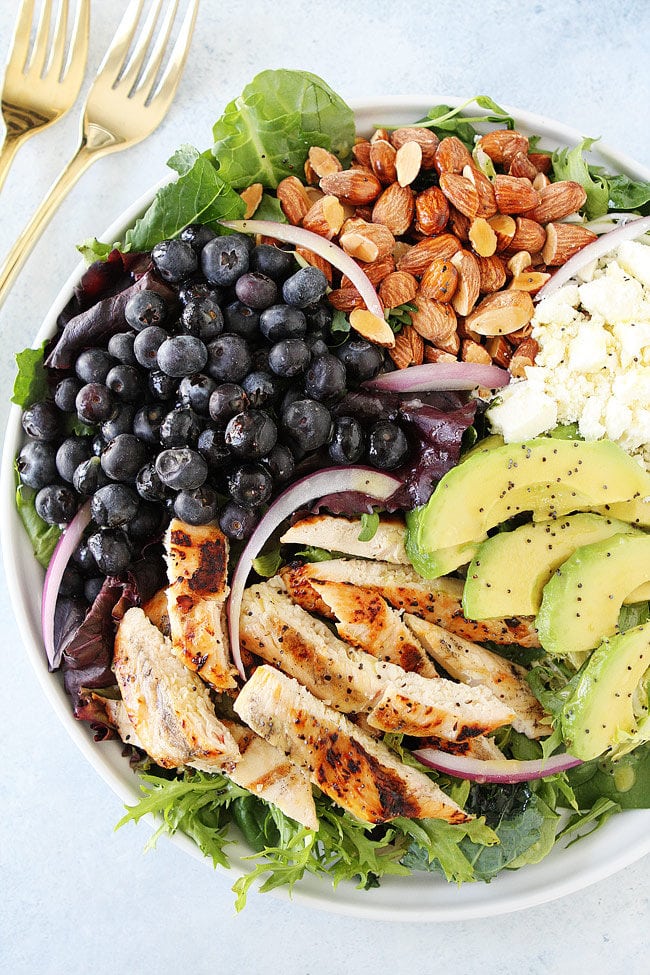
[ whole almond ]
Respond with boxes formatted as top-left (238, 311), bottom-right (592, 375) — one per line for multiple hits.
top-left (507, 216), bottom-right (546, 254)
top-left (468, 217), bottom-right (498, 257)
top-left (395, 141), bottom-right (423, 186)
top-left (488, 213), bottom-right (516, 250)
top-left (328, 286), bottom-right (366, 311)
top-left (320, 169), bottom-right (382, 206)
top-left (509, 337), bottom-right (540, 377)
top-left (434, 136), bottom-right (474, 174)
top-left (410, 295), bottom-right (458, 347)
top-left (277, 176), bottom-right (313, 225)
top-left (424, 344), bottom-right (458, 364)
top-left (463, 165), bottom-right (497, 218)
top-left (352, 140), bottom-right (372, 167)
top-left (528, 152), bottom-right (552, 174)
top-left (389, 325), bottom-right (424, 368)
top-left (349, 308), bottom-right (396, 348)
top-left (476, 129), bottom-right (529, 165)
top-left (439, 172), bottom-right (479, 218)
top-left (341, 218), bottom-right (395, 260)
top-left (415, 185), bottom-right (450, 236)
top-left (465, 289), bottom-right (534, 336)
top-left (462, 338), bottom-right (492, 365)
top-left (476, 254), bottom-right (507, 294)
top-left (369, 139), bottom-right (398, 185)
top-left (390, 127), bottom-right (440, 169)
top-left (396, 233), bottom-right (462, 275)
top-left (308, 146), bottom-right (343, 178)
top-left (542, 222), bottom-right (598, 265)
top-left (419, 259), bottom-right (459, 303)
top-left (341, 253), bottom-right (395, 289)
top-left (447, 205), bottom-right (471, 242)
top-left (379, 270), bottom-right (418, 308)
top-left (485, 335), bottom-right (512, 368)
top-left (527, 180), bottom-right (587, 223)
top-left (508, 151), bottom-right (538, 180)
top-left (372, 182), bottom-right (415, 235)
top-left (493, 175), bottom-right (540, 215)
top-left (450, 249), bottom-right (481, 316)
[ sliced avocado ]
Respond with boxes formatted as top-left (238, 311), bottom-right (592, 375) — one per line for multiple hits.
top-left (463, 513), bottom-right (637, 620)
top-left (591, 498), bottom-right (650, 528)
top-left (561, 622), bottom-right (650, 761)
top-left (627, 582), bottom-right (650, 603)
top-left (417, 438), bottom-right (650, 551)
top-left (536, 533), bottom-right (650, 656)
top-left (405, 508), bottom-right (481, 579)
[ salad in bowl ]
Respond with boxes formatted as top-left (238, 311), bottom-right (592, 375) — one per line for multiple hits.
top-left (6, 69), bottom-right (650, 915)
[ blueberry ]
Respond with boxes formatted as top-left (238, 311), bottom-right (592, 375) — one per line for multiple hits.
top-left (75, 383), bottom-right (115, 424)
top-left (159, 407), bottom-right (202, 448)
top-left (207, 334), bottom-right (252, 383)
top-left (84, 577), bottom-right (105, 602)
top-left (58, 564), bottom-right (84, 598)
top-left (73, 456), bottom-right (110, 496)
top-left (336, 338), bottom-right (384, 382)
top-left (75, 348), bottom-right (114, 384)
top-left (261, 443), bottom-right (295, 484)
top-left (241, 370), bottom-right (284, 408)
top-left (235, 271), bottom-right (279, 310)
top-left (259, 304), bottom-right (307, 342)
top-left (197, 427), bottom-right (231, 467)
top-left (101, 404), bottom-right (136, 440)
top-left (152, 238), bottom-right (198, 283)
top-left (225, 410), bottom-right (277, 460)
top-left (367, 420), bottom-right (409, 470)
top-left (101, 434), bottom-right (149, 481)
top-left (54, 377), bottom-right (82, 413)
top-left (329, 416), bottom-right (364, 465)
top-left (124, 290), bottom-right (167, 331)
top-left (90, 483), bottom-right (140, 527)
top-left (173, 485), bottom-right (219, 525)
top-left (304, 354), bottom-right (347, 402)
top-left (227, 463), bottom-right (273, 509)
top-left (106, 364), bottom-right (141, 402)
top-left (72, 540), bottom-right (97, 574)
top-left (157, 335), bottom-right (208, 378)
top-left (56, 437), bottom-right (93, 483)
top-left (268, 338), bottom-right (310, 377)
top-left (201, 235), bottom-right (250, 286)
top-left (177, 374), bottom-right (217, 415)
top-left (35, 484), bottom-right (77, 524)
top-left (250, 244), bottom-right (296, 280)
top-left (155, 447), bottom-right (208, 490)
top-left (179, 223), bottom-right (217, 254)
top-left (135, 461), bottom-right (169, 502)
top-left (87, 528), bottom-right (132, 575)
top-left (134, 325), bottom-right (168, 369)
top-left (22, 401), bottom-right (59, 441)
top-left (219, 500), bottom-right (258, 541)
top-left (148, 370), bottom-right (178, 401)
top-left (107, 331), bottom-right (138, 365)
top-left (128, 502), bottom-right (165, 539)
top-left (305, 335), bottom-right (329, 357)
top-left (223, 301), bottom-right (260, 340)
top-left (181, 296), bottom-right (224, 341)
top-left (17, 441), bottom-right (57, 489)
top-left (305, 302), bottom-right (333, 331)
top-left (282, 399), bottom-right (332, 451)
top-left (133, 403), bottom-right (167, 444)
top-left (178, 280), bottom-right (222, 306)
top-left (208, 383), bottom-right (248, 425)
top-left (282, 266), bottom-right (328, 308)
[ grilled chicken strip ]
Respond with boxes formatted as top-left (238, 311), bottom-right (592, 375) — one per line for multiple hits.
top-left (240, 583), bottom-right (515, 740)
top-left (234, 665), bottom-right (470, 825)
top-left (142, 588), bottom-right (170, 635)
top-left (113, 607), bottom-right (240, 771)
top-left (224, 721), bottom-right (318, 830)
top-left (282, 559), bottom-right (540, 648)
top-left (404, 614), bottom-right (549, 740)
top-left (308, 579), bottom-right (438, 678)
top-left (280, 514), bottom-right (409, 563)
top-left (164, 519), bottom-right (237, 690)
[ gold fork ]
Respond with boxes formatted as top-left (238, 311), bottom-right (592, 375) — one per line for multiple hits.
top-left (0, 0), bottom-right (199, 307)
top-left (0, 0), bottom-right (90, 193)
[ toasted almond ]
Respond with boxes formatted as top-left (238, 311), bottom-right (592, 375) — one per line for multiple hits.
top-left (327, 286), bottom-right (366, 311)
top-left (341, 253), bottom-right (395, 289)
top-left (295, 246), bottom-right (333, 283)
top-left (308, 146), bottom-right (343, 179)
top-left (468, 217), bottom-right (498, 257)
top-left (396, 141), bottom-right (423, 186)
top-left (340, 218), bottom-right (395, 260)
top-left (447, 205), bottom-right (471, 242)
top-left (528, 152), bottom-right (552, 174)
top-left (507, 150), bottom-right (538, 180)
top-left (424, 344), bottom-right (458, 364)
top-left (505, 324), bottom-right (533, 344)
top-left (507, 250), bottom-right (533, 277)
top-left (419, 259), bottom-right (459, 303)
top-left (493, 175), bottom-right (540, 215)
top-left (462, 165), bottom-right (497, 218)
top-left (304, 186), bottom-right (325, 205)
top-left (371, 182), bottom-right (415, 236)
top-left (476, 129), bottom-right (529, 165)
top-left (339, 231), bottom-right (379, 263)
top-left (488, 213), bottom-right (516, 250)
top-left (439, 172), bottom-right (479, 218)
top-left (456, 316), bottom-right (482, 343)
top-left (532, 172), bottom-right (550, 192)
top-left (414, 185), bottom-right (450, 236)
top-left (277, 176), bottom-right (313, 225)
top-left (465, 289), bottom-right (534, 336)
top-left (434, 136), bottom-right (474, 174)
top-left (349, 308), bottom-right (395, 348)
top-left (304, 158), bottom-right (319, 186)
top-left (507, 216), bottom-right (546, 254)
top-left (352, 140), bottom-right (372, 167)
top-left (476, 254), bottom-right (507, 294)
top-left (389, 324), bottom-right (424, 367)
top-left (450, 249), bottom-right (481, 316)
top-left (319, 169), bottom-right (382, 206)
top-left (390, 127), bottom-right (439, 169)
top-left (527, 180), bottom-right (587, 223)
top-left (370, 128), bottom-right (390, 144)
top-left (369, 139), bottom-right (398, 185)
top-left (240, 183), bottom-right (264, 219)
top-left (509, 270), bottom-right (551, 293)
top-left (392, 241), bottom-right (412, 264)
top-left (410, 294), bottom-right (458, 347)
top-left (509, 337), bottom-right (540, 377)
top-left (485, 335), bottom-right (512, 368)
top-left (462, 338), bottom-right (492, 365)
top-left (378, 270), bottom-right (418, 308)
top-left (302, 195), bottom-right (345, 238)
top-left (396, 233), bottom-right (462, 275)
top-left (542, 222), bottom-right (598, 265)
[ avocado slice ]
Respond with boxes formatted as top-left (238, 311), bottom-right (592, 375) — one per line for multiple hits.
top-left (463, 513), bottom-right (637, 620)
top-left (591, 498), bottom-right (650, 528)
top-left (561, 622), bottom-right (650, 761)
top-left (417, 438), bottom-right (650, 551)
top-left (405, 509), bottom-right (481, 579)
top-left (536, 533), bottom-right (650, 656)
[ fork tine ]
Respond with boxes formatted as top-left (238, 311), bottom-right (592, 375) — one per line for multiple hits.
top-left (129, 0), bottom-right (179, 101)
top-left (143, 0), bottom-right (198, 108)
top-left (117, 0), bottom-right (165, 94)
top-left (49, 0), bottom-right (69, 80)
top-left (7, 0), bottom-right (37, 75)
top-left (31, 0), bottom-right (55, 77)
top-left (57, 0), bottom-right (90, 86)
top-left (94, 0), bottom-right (146, 87)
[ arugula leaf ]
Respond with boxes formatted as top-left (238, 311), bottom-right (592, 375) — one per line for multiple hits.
top-left (330, 309), bottom-right (351, 335)
top-left (357, 511), bottom-right (380, 542)
top-left (15, 477), bottom-right (61, 568)
top-left (416, 96), bottom-right (515, 149)
top-left (212, 69), bottom-right (355, 189)
top-left (551, 138), bottom-right (610, 219)
top-left (386, 301), bottom-right (417, 334)
top-left (293, 546), bottom-right (340, 562)
top-left (606, 173), bottom-right (650, 212)
top-left (12, 343), bottom-right (49, 407)
top-left (76, 237), bottom-right (114, 265)
top-left (252, 547), bottom-right (282, 578)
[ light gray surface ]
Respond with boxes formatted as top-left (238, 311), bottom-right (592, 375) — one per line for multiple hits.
top-left (0, 1), bottom-right (648, 972)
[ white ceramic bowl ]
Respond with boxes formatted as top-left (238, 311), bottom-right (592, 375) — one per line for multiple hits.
top-left (2, 98), bottom-right (649, 922)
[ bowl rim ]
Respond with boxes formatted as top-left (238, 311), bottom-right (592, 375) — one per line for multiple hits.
top-left (2, 95), bottom-right (649, 922)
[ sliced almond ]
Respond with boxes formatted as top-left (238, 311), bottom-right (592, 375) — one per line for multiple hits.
top-left (450, 249), bottom-right (481, 316)
top-left (349, 308), bottom-right (395, 347)
top-left (319, 169), bottom-right (382, 206)
top-left (509, 337), bottom-right (540, 377)
top-left (485, 335), bottom-right (512, 368)
top-left (308, 146), bottom-right (343, 179)
top-left (509, 270), bottom-right (551, 293)
top-left (396, 233), bottom-right (462, 275)
top-left (434, 136), bottom-right (474, 174)
top-left (369, 139), bottom-right (398, 185)
top-left (419, 259), bottom-right (459, 303)
top-left (341, 218), bottom-right (395, 260)
top-left (465, 289), bottom-right (534, 336)
top-left (388, 325), bottom-right (424, 368)
top-left (462, 338), bottom-right (492, 365)
top-left (507, 250), bottom-right (533, 277)
top-left (415, 185), bottom-right (450, 236)
top-left (476, 254), bottom-right (507, 294)
top-left (339, 231), bottom-right (380, 263)
top-left (488, 213), bottom-right (516, 250)
top-left (395, 141), bottom-right (423, 186)
top-left (493, 175), bottom-right (540, 215)
top-left (542, 222), bottom-right (598, 265)
top-left (532, 172), bottom-right (550, 192)
top-left (527, 180), bottom-right (587, 223)
top-left (410, 295), bottom-right (458, 348)
top-left (378, 270), bottom-right (418, 308)
top-left (240, 183), bottom-right (264, 219)
top-left (439, 172), bottom-right (479, 219)
top-left (468, 217), bottom-right (498, 257)
top-left (371, 182), bottom-right (415, 235)
top-left (302, 195), bottom-right (345, 238)
top-left (277, 176), bottom-right (313, 225)
top-left (390, 127), bottom-right (439, 169)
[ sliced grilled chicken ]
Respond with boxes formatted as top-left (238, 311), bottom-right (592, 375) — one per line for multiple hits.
top-left (113, 607), bottom-right (240, 771)
top-left (424, 734), bottom-right (506, 761)
top-left (308, 578), bottom-right (438, 678)
top-left (404, 614), bottom-right (549, 740)
top-left (90, 695), bottom-right (146, 749)
top-left (142, 588), bottom-right (170, 635)
top-left (225, 721), bottom-right (318, 830)
top-left (282, 558), bottom-right (540, 648)
top-left (280, 514), bottom-right (409, 563)
top-left (164, 519), bottom-right (237, 690)
top-left (366, 672), bottom-right (516, 738)
top-left (241, 583), bottom-right (514, 740)
top-left (234, 665), bottom-right (470, 825)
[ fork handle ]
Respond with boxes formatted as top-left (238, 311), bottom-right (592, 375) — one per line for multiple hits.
top-left (0, 143), bottom-right (97, 309)
top-left (0, 134), bottom-right (24, 195)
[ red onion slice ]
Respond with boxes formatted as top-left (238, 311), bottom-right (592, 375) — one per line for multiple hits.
top-left (41, 502), bottom-right (92, 670)
top-left (364, 361), bottom-right (510, 393)
top-left (413, 746), bottom-right (582, 784)
top-left (536, 214), bottom-right (650, 302)
top-left (227, 466), bottom-right (401, 679)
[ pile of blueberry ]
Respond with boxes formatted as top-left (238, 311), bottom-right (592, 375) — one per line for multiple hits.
top-left (17, 225), bottom-right (410, 593)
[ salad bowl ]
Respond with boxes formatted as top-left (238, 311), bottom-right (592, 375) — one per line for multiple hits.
top-left (2, 95), bottom-right (649, 921)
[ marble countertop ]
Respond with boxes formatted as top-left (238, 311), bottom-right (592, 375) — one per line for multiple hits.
top-left (0, 1), bottom-right (648, 972)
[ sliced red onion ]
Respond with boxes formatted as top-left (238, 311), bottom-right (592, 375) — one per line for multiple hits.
top-left (41, 502), bottom-right (92, 670)
top-left (364, 361), bottom-right (510, 393)
top-left (220, 218), bottom-right (385, 321)
top-left (413, 746), bottom-right (582, 784)
top-left (227, 466), bottom-right (401, 679)
top-left (536, 214), bottom-right (650, 302)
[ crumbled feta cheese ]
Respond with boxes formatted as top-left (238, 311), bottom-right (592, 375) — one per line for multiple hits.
top-left (616, 240), bottom-right (650, 288)
top-left (487, 383), bottom-right (558, 442)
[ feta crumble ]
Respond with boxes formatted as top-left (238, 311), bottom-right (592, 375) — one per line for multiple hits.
top-left (487, 237), bottom-right (650, 470)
